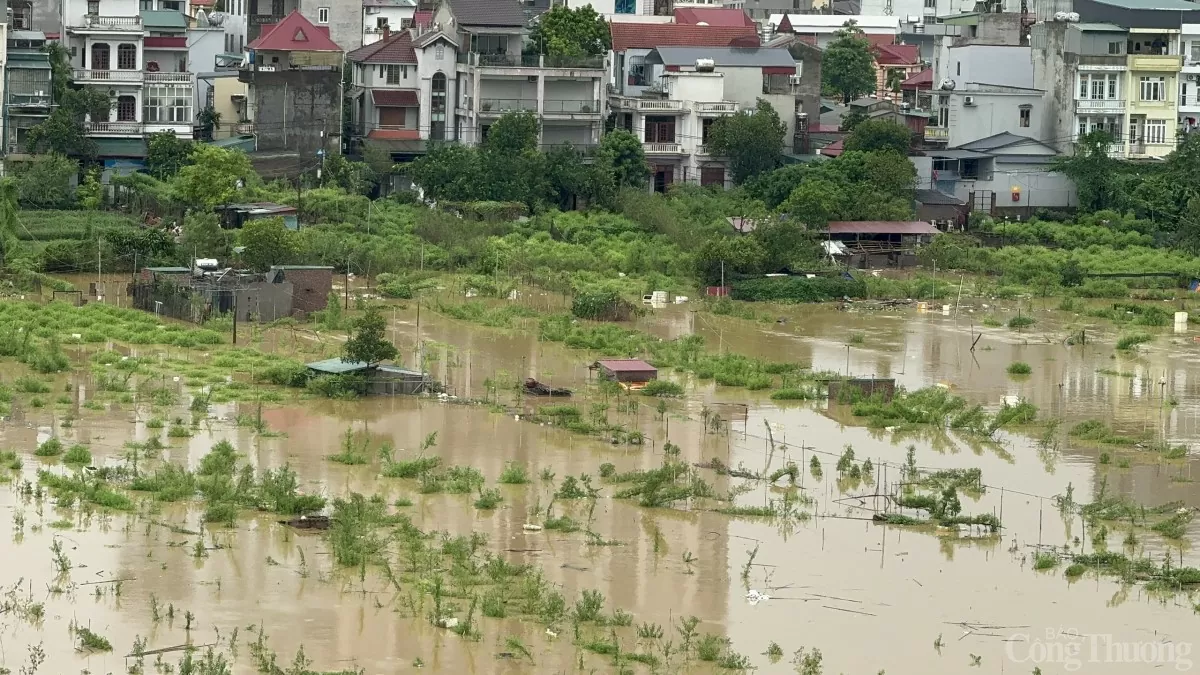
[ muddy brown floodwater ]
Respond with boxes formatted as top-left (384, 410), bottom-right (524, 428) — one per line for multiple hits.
top-left (2, 295), bottom-right (1199, 674)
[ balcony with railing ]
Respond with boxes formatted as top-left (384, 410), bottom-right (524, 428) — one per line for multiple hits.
top-left (1074, 97), bottom-right (1125, 112)
top-left (459, 52), bottom-right (605, 72)
top-left (643, 142), bottom-right (684, 154)
top-left (479, 98), bottom-right (537, 115)
top-left (84, 121), bottom-right (143, 135)
top-left (543, 99), bottom-right (601, 115)
top-left (250, 14), bottom-right (283, 24)
top-left (924, 126), bottom-right (949, 142)
top-left (75, 15), bottom-right (143, 31)
top-left (73, 69), bottom-right (144, 83)
top-left (234, 122), bottom-right (256, 135)
top-left (1130, 54), bottom-right (1183, 71)
top-left (611, 97), bottom-right (685, 112)
top-left (695, 101), bottom-right (737, 114)
top-left (7, 92), bottom-right (52, 108)
top-left (145, 72), bottom-right (194, 84)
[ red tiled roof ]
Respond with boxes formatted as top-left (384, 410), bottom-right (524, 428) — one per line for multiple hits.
top-left (819, 139), bottom-right (844, 157)
top-left (874, 43), bottom-right (919, 66)
top-left (866, 34), bottom-right (896, 49)
top-left (347, 30), bottom-right (417, 64)
top-left (372, 89), bottom-right (419, 106)
top-left (777, 14), bottom-right (793, 32)
top-left (672, 7), bottom-right (755, 27)
top-left (595, 359), bottom-right (657, 373)
top-left (609, 23), bottom-right (759, 51)
top-left (247, 10), bottom-right (342, 52)
top-left (368, 128), bottom-right (421, 140)
top-left (827, 221), bottom-right (940, 235)
top-left (901, 67), bottom-right (932, 89)
top-left (413, 10), bottom-right (434, 27)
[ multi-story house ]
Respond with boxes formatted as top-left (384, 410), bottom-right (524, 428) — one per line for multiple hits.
top-left (240, 9), bottom-right (343, 155)
top-left (873, 41), bottom-right (921, 103)
top-left (8, 0), bottom-right (59, 34)
top-left (245, 0), bottom-right (359, 51)
top-left (347, 27), bottom-right (456, 154)
top-left (609, 21), bottom-right (758, 98)
top-left (4, 27), bottom-right (52, 157)
top-left (439, 0), bottom-right (607, 148)
top-left (1033, 0), bottom-right (1200, 159)
top-left (362, 0), bottom-right (417, 46)
top-left (61, 0), bottom-right (196, 161)
top-left (611, 46), bottom-right (799, 191)
top-left (1179, 23), bottom-right (1199, 133)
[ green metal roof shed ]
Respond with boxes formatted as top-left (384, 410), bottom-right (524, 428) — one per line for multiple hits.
top-left (141, 10), bottom-right (189, 29)
top-left (307, 358), bottom-right (373, 374)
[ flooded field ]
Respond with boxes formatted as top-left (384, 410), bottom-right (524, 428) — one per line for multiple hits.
top-left (2, 291), bottom-right (1199, 674)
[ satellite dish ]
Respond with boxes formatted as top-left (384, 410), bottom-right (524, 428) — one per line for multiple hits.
top-left (939, 79), bottom-right (956, 90)
top-left (208, 12), bottom-right (227, 26)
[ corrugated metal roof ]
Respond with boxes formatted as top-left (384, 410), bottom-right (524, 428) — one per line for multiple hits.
top-left (373, 89), bottom-right (419, 106)
top-left (307, 358), bottom-right (372, 374)
top-left (1092, 0), bottom-right (1200, 10)
top-left (141, 10), bottom-right (189, 29)
top-left (648, 46), bottom-right (795, 68)
top-left (146, 266), bottom-right (192, 273)
top-left (827, 221), bottom-right (941, 235)
top-left (446, 0), bottom-right (529, 27)
top-left (595, 359), bottom-right (657, 372)
top-left (1075, 22), bottom-right (1126, 31)
top-left (10, 30), bottom-right (47, 41)
top-left (928, 149), bottom-right (992, 159)
top-left (672, 7), bottom-right (755, 27)
top-left (272, 265), bottom-right (334, 270)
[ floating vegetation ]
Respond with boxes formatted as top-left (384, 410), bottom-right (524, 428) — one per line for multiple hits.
top-left (1006, 361), bottom-right (1032, 375)
top-left (609, 461), bottom-right (718, 509)
top-left (1115, 332), bottom-right (1152, 351)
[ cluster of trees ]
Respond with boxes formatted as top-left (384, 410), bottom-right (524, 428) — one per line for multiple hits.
top-left (407, 112), bottom-right (650, 212)
top-left (821, 23), bottom-right (879, 105)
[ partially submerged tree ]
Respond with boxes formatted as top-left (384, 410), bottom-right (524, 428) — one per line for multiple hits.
top-left (706, 99), bottom-right (787, 184)
top-left (1052, 130), bottom-right (1120, 213)
top-left (822, 23), bottom-right (876, 104)
top-left (172, 145), bottom-right (255, 210)
top-left (344, 305), bottom-right (398, 367)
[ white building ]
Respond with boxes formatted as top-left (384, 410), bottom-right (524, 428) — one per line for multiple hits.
top-left (62, 0), bottom-right (196, 162)
top-left (918, 132), bottom-right (1076, 210)
top-left (611, 69), bottom-right (739, 190)
top-left (1181, 23), bottom-right (1200, 133)
top-left (767, 14), bottom-right (900, 49)
top-left (362, 0), bottom-right (418, 46)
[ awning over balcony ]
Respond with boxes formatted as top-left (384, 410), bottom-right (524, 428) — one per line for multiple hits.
top-left (142, 10), bottom-right (188, 30)
top-left (928, 149), bottom-right (992, 159)
top-left (367, 128), bottom-right (421, 140)
top-left (372, 89), bottom-right (419, 107)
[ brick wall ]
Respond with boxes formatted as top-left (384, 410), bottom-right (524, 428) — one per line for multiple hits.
top-left (277, 268), bottom-right (333, 314)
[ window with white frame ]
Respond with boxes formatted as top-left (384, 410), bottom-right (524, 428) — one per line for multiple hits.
top-left (435, 43), bottom-right (445, 60)
top-left (1140, 76), bottom-right (1166, 101)
top-left (385, 64), bottom-right (401, 84)
top-left (1145, 119), bottom-right (1167, 144)
top-left (144, 85), bottom-right (193, 124)
top-left (1077, 115), bottom-right (1121, 140)
top-left (1078, 73), bottom-right (1119, 99)
top-left (1019, 105), bottom-right (1031, 127)
top-left (318, 7), bottom-right (329, 23)
top-left (1192, 41), bottom-right (1200, 62)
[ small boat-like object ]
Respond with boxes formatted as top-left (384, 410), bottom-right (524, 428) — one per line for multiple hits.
top-left (524, 378), bottom-right (572, 397)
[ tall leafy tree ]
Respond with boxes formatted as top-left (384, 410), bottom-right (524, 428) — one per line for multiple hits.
top-left (13, 154), bottom-right (78, 209)
top-left (172, 145), bottom-right (255, 210)
top-left (238, 217), bottom-right (296, 271)
top-left (1052, 131), bottom-right (1119, 212)
top-left (0, 178), bottom-right (19, 269)
top-left (407, 143), bottom-right (483, 202)
top-left (530, 5), bottom-right (610, 58)
top-left (343, 305), bottom-right (398, 367)
top-left (146, 131), bottom-right (195, 179)
top-left (597, 129), bottom-right (650, 188)
top-left (706, 99), bottom-right (787, 185)
top-left (843, 120), bottom-right (912, 155)
top-left (27, 43), bottom-right (111, 159)
top-left (180, 211), bottom-right (231, 261)
top-left (822, 23), bottom-right (877, 104)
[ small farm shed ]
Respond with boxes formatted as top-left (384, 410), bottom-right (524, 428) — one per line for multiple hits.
top-left (268, 265), bottom-right (334, 314)
top-left (825, 377), bottom-right (896, 403)
top-left (306, 358), bottom-right (431, 395)
top-left (140, 266), bottom-right (192, 283)
top-left (592, 359), bottom-right (658, 384)
top-left (218, 202), bottom-right (299, 231)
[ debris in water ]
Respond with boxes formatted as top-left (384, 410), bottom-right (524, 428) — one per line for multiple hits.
top-left (278, 515), bottom-right (330, 530)
top-left (435, 617), bottom-right (459, 629)
top-left (746, 590), bottom-right (771, 605)
top-left (522, 523), bottom-right (543, 531)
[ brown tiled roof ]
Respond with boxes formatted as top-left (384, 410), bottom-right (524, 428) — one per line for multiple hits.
top-left (372, 89), bottom-right (419, 106)
top-left (368, 128), bottom-right (422, 140)
top-left (446, 0), bottom-right (527, 27)
top-left (347, 30), bottom-right (417, 64)
top-left (413, 10), bottom-right (434, 27)
top-left (874, 42), bottom-right (920, 65)
top-left (672, 7), bottom-right (755, 26)
top-left (609, 22), bottom-right (759, 51)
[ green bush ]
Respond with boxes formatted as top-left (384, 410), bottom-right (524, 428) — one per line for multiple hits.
top-left (641, 380), bottom-right (684, 397)
top-left (1007, 362), bottom-right (1032, 375)
top-left (730, 276), bottom-right (867, 302)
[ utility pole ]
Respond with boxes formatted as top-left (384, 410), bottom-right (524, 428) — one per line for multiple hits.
top-left (232, 291), bottom-right (238, 344)
top-left (97, 236), bottom-right (102, 300)
top-left (344, 255), bottom-right (350, 310)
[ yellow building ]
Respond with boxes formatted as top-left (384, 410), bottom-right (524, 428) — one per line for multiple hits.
top-left (1124, 28), bottom-right (1183, 159)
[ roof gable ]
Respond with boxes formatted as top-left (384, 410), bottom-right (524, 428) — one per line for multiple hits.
top-left (874, 42), bottom-right (919, 65)
top-left (672, 7), bottom-right (755, 27)
top-left (347, 30), bottom-right (418, 63)
top-left (247, 10), bottom-right (343, 52)
top-left (609, 23), bottom-right (759, 52)
top-left (957, 132), bottom-right (1057, 154)
top-left (649, 46), bottom-right (796, 69)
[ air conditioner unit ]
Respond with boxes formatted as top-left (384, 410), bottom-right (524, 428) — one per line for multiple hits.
top-left (527, 75), bottom-right (537, 83)
top-left (365, 6), bottom-right (379, 12)
top-left (1189, 74), bottom-right (1199, 82)
top-left (963, 95), bottom-right (975, 106)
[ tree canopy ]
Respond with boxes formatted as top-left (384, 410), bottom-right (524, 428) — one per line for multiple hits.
top-left (597, 129), bottom-right (650, 188)
top-left (529, 5), bottom-right (610, 57)
top-left (173, 145), bottom-right (256, 210)
top-left (706, 99), bottom-right (787, 185)
top-left (843, 120), bottom-right (912, 155)
top-left (238, 217), bottom-right (296, 271)
top-left (343, 305), bottom-right (398, 367)
top-left (822, 24), bottom-right (877, 104)
top-left (147, 132), bottom-right (196, 179)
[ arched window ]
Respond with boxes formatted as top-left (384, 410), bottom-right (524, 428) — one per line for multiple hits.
top-left (117, 44), bottom-right (137, 70)
top-left (91, 42), bottom-right (110, 70)
top-left (430, 72), bottom-right (446, 141)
